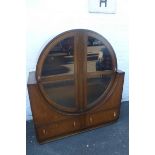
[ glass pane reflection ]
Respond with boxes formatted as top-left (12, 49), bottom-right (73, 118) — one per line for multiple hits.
top-left (87, 36), bottom-right (112, 72)
top-left (42, 37), bottom-right (74, 76)
top-left (87, 76), bottom-right (111, 105)
top-left (43, 80), bottom-right (75, 108)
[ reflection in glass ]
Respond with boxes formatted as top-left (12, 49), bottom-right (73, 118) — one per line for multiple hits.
top-left (42, 37), bottom-right (74, 76)
top-left (87, 76), bottom-right (111, 105)
top-left (87, 36), bottom-right (112, 72)
top-left (43, 80), bottom-right (75, 108)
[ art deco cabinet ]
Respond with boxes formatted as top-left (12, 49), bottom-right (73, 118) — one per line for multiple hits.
top-left (27, 29), bottom-right (125, 143)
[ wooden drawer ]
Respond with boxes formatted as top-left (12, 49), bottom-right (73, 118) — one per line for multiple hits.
top-left (37, 117), bottom-right (82, 143)
top-left (86, 108), bottom-right (119, 128)
top-left (36, 108), bottom-right (119, 142)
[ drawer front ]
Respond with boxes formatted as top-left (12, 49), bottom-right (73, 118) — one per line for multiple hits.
top-left (86, 108), bottom-right (119, 127)
top-left (37, 117), bottom-right (83, 142)
top-left (36, 108), bottom-right (119, 143)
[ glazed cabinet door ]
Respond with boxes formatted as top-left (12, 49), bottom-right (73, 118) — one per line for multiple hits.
top-left (36, 29), bottom-right (117, 114)
top-left (37, 32), bottom-right (78, 113)
top-left (74, 30), bottom-right (117, 111)
top-left (85, 32), bottom-right (116, 110)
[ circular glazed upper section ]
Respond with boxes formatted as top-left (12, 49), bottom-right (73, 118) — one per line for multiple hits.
top-left (35, 29), bottom-right (117, 114)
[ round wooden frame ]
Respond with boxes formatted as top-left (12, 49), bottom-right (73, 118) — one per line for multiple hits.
top-left (36, 29), bottom-right (117, 114)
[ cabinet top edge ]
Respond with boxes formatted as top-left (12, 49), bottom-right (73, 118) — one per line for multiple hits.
top-left (27, 71), bottom-right (37, 84)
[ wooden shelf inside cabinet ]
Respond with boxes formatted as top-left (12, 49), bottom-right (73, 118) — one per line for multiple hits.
top-left (27, 29), bottom-right (125, 143)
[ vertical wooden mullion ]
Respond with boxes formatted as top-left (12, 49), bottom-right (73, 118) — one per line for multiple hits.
top-left (74, 32), bottom-right (79, 110)
top-left (74, 31), bottom-right (87, 111)
top-left (82, 32), bottom-right (87, 109)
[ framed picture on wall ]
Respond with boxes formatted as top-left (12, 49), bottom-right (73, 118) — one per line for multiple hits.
top-left (88, 0), bottom-right (117, 13)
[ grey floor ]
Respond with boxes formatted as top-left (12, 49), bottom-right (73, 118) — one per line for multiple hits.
top-left (26, 101), bottom-right (129, 155)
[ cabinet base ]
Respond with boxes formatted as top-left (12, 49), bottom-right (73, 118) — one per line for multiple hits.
top-left (27, 70), bottom-right (124, 143)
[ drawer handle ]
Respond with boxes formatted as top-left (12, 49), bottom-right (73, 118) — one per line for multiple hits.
top-left (114, 112), bottom-right (117, 117)
top-left (90, 117), bottom-right (93, 123)
top-left (42, 129), bottom-right (46, 134)
top-left (73, 121), bottom-right (76, 127)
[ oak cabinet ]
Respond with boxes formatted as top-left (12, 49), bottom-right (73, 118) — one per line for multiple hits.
top-left (27, 29), bottom-right (125, 143)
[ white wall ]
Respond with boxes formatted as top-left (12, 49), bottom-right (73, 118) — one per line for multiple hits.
top-left (26, 0), bottom-right (129, 120)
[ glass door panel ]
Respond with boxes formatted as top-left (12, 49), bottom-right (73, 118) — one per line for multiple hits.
top-left (87, 36), bottom-right (113, 72)
top-left (41, 37), bottom-right (74, 76)
top-left (42, 80), bottom-right (75, 108)
top-left (40, 37), bottom-right (76, 109)
top-left (87, 76), bottom-right (111, 105)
